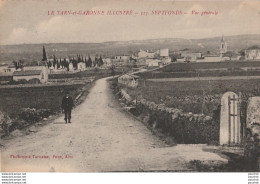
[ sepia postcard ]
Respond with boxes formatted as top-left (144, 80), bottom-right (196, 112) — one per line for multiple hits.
top-left (0, 0), bottom-right (259, 176)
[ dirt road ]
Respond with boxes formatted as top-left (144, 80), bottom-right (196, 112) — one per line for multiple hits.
top-left (1, 77), bottom-right (227, 172)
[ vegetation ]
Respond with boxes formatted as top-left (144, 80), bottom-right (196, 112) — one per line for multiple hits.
top-left (158, 61), bottom-right (260, 73)
top-left (0, 83), bottom-right (86, 116)
top-left (127, 79), bottom-right (260, 116)
top-left (138, 70), bottom-right (260, 79)
top-left (0, 108), bottom-right (53, 137)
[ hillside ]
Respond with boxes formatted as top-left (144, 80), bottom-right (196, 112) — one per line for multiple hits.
top-left (0, 34), bottom-right (260, 64)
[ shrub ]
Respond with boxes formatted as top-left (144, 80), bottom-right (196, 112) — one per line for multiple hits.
top-left (28, 78), bottom-right (40, 84)
top-left (18, 108), bottom-right (53, 124)
top-left (0, 111), bottom-right (12, 136)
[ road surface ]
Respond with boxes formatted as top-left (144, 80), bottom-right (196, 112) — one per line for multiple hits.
top-left (1, 77), bottom-right (227, 172)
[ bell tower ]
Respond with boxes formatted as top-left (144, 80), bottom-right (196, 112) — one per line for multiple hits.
top-left (220, 35), bottom-right (227, 57)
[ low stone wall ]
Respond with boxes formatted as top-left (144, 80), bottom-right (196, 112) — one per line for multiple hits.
top-left (119, 86), bottom-right (219, 144)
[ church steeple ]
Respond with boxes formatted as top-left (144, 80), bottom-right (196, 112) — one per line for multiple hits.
top-left (220, 35), bottom-right (227, 57)
top-left (221, 34), bottom-right (224, 42)
top-left (42, 46), bottom-right (47, 61)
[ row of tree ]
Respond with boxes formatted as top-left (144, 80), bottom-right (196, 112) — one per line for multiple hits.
top-left (47, 55), bottom-right (104, 71)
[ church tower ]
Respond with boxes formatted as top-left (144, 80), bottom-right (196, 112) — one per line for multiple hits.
top-left (220, 35), bottom-right (227, 57)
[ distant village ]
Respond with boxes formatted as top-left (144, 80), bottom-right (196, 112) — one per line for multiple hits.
top-left (0, 35), bottom-right (260, 84)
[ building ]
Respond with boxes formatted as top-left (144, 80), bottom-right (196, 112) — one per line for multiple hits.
top-left (118, 74), bottom-right (139, 88)
top-left (114, 55), bottom-right (130, 62)
top-left (220, 35), bottom-right (228, 57)
top-left (103, 58), bottom-right (112, 67)
top-left (0, 65), bottom-right (14, 84)
top-left (245, 49), bottom-right (260, 60)
top-left (180, 52), bottom-right (202, 62)
top-left (12, 66), bottom-right (48, 83)
top-left (13, 70), bottom-right (46, 83)
top-left (146, 59), bottom-right (162, 67)
top-left (77, 62), bottom-right (86, 71)
top-left (69, 63), bottom-right (74, 71)
top-left (23, 66), bottom-right (48, 81)
top-left (202, 56), bottom-right (230, 62)
top-left (138, 49), bottom-right (158, 58)
top-left (159, 49), bottom-right (169, 57)
top-left (0, 65), bottom-right (18, 73)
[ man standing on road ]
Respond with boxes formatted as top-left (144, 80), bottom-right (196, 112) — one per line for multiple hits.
top-left (61, 91), bottom-right (74, 124)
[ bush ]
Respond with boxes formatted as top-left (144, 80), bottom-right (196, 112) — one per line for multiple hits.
top-left (0, 111), bottom-right (12, 136)
top-left (18, 108), bottom-right (53, 123)
top-left (19, 108), bottom-right (40, 123)
top-left (28, 78), bottom-right (40, 84)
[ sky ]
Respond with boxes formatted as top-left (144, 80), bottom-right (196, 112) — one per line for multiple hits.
top-left (0, 0), bottom-right (259, 45)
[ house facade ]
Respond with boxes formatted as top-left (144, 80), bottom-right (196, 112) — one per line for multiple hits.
top-left (23, 66), bottom-right (48, 82)
top-left (77, 62), bottom-right (86, 71)
top-left (114, 55), bottom-right (130, 62)
top-left (146, 59), bottom-right (162, 67)
top-left (13, 70), bottom-right (45, 83)
top-left (138, 50), bottom-right (158, 58)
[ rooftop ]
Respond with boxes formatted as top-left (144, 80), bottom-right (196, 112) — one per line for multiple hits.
top-left (13, 70), bottom-right (42, 76)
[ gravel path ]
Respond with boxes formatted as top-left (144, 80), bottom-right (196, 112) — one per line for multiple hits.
top-left (1, 77), bottom-right (227, 172)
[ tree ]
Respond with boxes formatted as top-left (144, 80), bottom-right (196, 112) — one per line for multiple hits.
top-left (64, 58), bottom-right (69, 71)
top-left (87, 55), bottom-right (92, 67)
top-left (110, 65), bottom-right (116, 77)
top-left (72, 58), bottom-right (77, 69)
top-left (42, 46), bottom-right (47, 61)
top-left (18, 60), bottom-right (24, 69)
top-left (98, 56), bottom-right (104, 67)
top-left (13, 61), bottom-right (19, 70)
top-left (53, 55), bottom-right (57, 68)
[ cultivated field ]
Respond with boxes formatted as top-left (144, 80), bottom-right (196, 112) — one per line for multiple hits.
top-left (130, 61), bottom-right (260, 116)
top-left (0, 83), bottom-right (87, 117)
top-left (138, 70), bottom-right (260, 79)
top-left (158, 61), bottom-right (260, 72)
top-left (126, 78), bottom-right (260, 116)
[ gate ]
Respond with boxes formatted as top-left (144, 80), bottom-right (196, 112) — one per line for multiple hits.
top-left (220, 92), bottom-right (241, 145)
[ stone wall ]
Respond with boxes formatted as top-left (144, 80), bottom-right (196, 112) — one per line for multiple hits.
top-left (119, 87), bottom-right (219, 144)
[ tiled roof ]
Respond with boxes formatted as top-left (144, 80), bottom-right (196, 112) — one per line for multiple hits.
top-left (13, 70), bottom-right (42, 76)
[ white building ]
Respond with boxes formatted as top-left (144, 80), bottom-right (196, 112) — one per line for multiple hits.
top-left (0, 65), bottom-right (18, 73)
top-left (13, 70), bottom-right (46, 83)
top-left (138, 49), bottom-right (158, 58)
top-left (69, 63), bottom-right (74, 71)
top-left (245, 49), bottom-right (260, 60)
top-left (103, 58), bottom-right (112, 66)
top-left (23, 66), bottom-right (48, 82)
top-left (220, 35), bottom-right (228, 56)
top-left (114, 55), bottom-right (130, 62)
top-left (77, 62), bottom-right (86, 71)
top-left (146, 59), bottom-right (162, 67)
top-left (180, 52), bottom-right (202, 62)
top-left (159, 49), bottom-right (169, 57)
